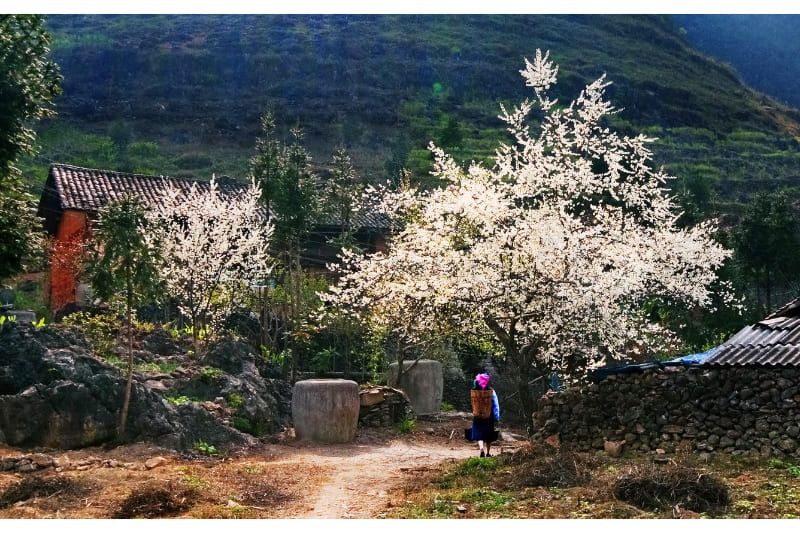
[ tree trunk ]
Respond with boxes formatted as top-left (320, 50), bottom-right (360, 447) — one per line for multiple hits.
top-left (118, 278), bottom-right (134, 440)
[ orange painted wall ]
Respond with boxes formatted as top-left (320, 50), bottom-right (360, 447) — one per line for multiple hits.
top-left (49, 210), bottom-right (89, 311)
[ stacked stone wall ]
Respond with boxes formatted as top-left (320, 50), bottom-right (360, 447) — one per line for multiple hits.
top-left (533, 366), bottom-right (800, 458)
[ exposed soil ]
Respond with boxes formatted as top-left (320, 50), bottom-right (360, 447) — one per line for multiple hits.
top-left (0, 412), bottom-right (524, 518)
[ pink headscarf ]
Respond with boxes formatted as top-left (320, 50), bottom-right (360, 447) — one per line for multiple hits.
top-left (475, 373), bottom-right (491, 390)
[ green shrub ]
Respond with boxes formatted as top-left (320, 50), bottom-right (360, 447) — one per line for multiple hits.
top-left (194, 440), bottom-right (218, 456)
top-left (166, 395), bottom-right (192, 406)
top-left (200, 366), bottom-right (224, 383)
top-left (63, 311), bottom-right (120, 358)
top-left (441, 402), bottom-right (455, 412)
top-left (232, 416), bottom-right (252, 434)
top-left (227, 393), bottom-right (244, 409)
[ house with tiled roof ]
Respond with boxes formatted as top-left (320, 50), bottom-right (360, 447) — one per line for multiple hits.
top-left (37, 163), bottom-right (389, 311)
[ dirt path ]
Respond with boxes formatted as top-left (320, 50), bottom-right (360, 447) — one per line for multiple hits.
top-left (276, 437), bottom-right (476, 518)
top-left (0, 414), bottom-right (525, 518)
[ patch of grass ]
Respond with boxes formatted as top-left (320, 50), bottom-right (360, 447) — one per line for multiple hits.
top-left (182, 474), bottom-right (212, 491)
top-left (440, 402), bottom-right (455, 412)
top-left (456, 488), bottom-right (513, 512)
top-left (394, 417), bottom-right (416, 434)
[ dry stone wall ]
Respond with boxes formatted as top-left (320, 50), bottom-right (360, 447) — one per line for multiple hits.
top-left (532, 366), bottom-right (800, 458)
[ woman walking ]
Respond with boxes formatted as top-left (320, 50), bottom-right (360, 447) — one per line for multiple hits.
top-left (470, 373), bottom-right (500, 457)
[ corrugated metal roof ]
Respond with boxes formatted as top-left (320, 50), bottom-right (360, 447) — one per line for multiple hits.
top-left (705, 296), bottom-right (800, 367)
top-left (39, 163), bottom-right (388, 230)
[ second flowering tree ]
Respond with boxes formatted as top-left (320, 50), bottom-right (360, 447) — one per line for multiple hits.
top-left (323, 50), bottom-right (733, 422)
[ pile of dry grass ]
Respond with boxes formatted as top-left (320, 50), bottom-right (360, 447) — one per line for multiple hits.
top-left (237, 480), bottom-right (292, 507)
top-left (0, 475), bottom-right (75, 509)
top-left (612, 463), bottom-right (730, 512)
top-left (502, 446), bottom-right (596, 488)
top-left (112, 484), bottom-right (196, 518)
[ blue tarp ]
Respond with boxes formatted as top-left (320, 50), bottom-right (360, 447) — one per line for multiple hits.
top-left (588, 346), bottom-right (720, 382)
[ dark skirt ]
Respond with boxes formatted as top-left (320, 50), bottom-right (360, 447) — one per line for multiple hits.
top-left (469, 417), bottom-right (498, 443)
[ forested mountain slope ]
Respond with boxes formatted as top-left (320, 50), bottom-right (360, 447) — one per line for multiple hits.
top-left (22, 15), bottom-right (800, 215)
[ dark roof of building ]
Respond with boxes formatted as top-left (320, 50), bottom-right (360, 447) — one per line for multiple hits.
top-left (37, 163), bottom-right (389, 230)
top-left (42, 163), bottom-right (243, 214)
top-left (704, 297), bottom-right (800, 366)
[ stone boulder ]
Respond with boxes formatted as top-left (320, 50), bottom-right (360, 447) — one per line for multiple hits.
top-left (174, 341), bottom-right (291, 438)
top-left (0, 323), bottom-right (275, 450)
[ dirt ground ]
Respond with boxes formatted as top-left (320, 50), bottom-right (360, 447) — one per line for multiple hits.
top-left (0, 412), bottom-right (526, 519)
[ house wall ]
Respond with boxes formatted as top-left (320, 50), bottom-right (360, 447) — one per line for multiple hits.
top-left (49, 210), bottom-right (89, 311)
top-left (533, 366), bottom-right (800, 459)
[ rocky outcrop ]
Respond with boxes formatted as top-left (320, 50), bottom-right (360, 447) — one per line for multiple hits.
top-left (533, 366), bottom-right (800, 458)
top-left (174, 338), bottom-right (291, 437)
top-left (0, 323), bottom-right (290, 450)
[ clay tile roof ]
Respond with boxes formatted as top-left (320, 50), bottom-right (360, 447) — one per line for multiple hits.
top-left (704, 296), bottom-right (800, 367)
top-left (42, 163), bottom-right (389, 230)
top-left (47, 163), bottom-right (243, 214)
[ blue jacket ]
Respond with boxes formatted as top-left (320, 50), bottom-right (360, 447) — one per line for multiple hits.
top-left (491, 390), bottom-right (500, 422)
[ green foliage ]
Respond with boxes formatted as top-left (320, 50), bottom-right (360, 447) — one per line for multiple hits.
top-left (250, 112), bottom-right (319, 258)
top-left (88, 197), bottom-right (160, 311)
top-left (453, 456), bottom-right (499, 477)
top-left (232, 416), bottom-right (252, 434)
top-left (0, 15), bottom-right (62, 177)
top-left (260, 345), bottom-right (289, 367)
top-left (394, 417), bottom-right (416, 434)
top-left (194, 440), bottom-right (218, 456)
top-left (166, 395), bottom-right (192, 406)
top-left (0, 315), bottom-right (17, 328)
top-left (441, 402), bottom-right (455, 412)
top-left (226, 393), bottom-right (244, 409)
top-left (732, 191), bottom-right (800, 311)
top-left (455, 488), bottom-right (512, 512)
top-left (63, 311), bottom-right (120, 358)
top-left (199, 366), bottom-right (223, 383)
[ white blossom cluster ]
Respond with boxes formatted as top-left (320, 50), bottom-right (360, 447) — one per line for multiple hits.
top-left (143, 177), bottom-right (273, 336)
top-left (322, 50), bottom-right (733, 379)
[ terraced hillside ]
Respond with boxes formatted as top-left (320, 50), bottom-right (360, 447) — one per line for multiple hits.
top-left (20, 15), bottom-right (800, 216)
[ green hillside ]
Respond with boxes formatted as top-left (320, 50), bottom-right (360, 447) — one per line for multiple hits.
top-left (21, 15), bottom-right (800, 215)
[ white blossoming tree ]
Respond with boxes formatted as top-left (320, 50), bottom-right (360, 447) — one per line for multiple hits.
top-left (144, 178), bottom-right (273, 352)
top-left (323, 50), bottom-right (733, 423)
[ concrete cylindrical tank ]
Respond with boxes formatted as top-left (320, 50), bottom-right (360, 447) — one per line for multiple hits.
top-left (292, 379), bottom-right (359, 443)
top-left (387, 359), bottom-right (443, 415)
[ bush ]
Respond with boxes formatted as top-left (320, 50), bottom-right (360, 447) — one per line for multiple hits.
top-left (62, 311), bottom-right (120, 358)
top-left (612, 463), bottom-right (730, 512)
